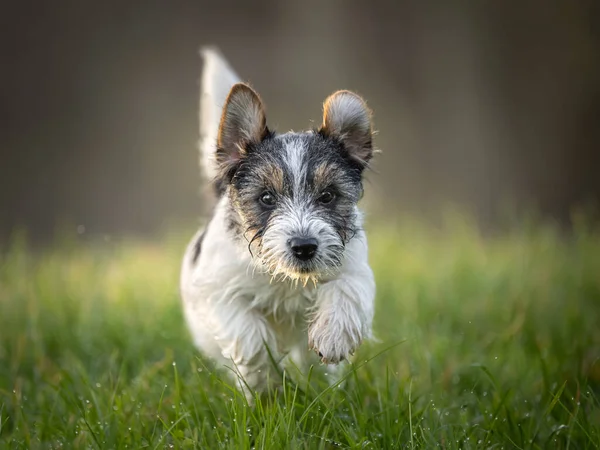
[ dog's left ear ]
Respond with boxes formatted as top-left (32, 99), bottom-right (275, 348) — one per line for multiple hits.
top-left (320, 90), bottom-right (373, 167)
top-left (216, 83), bottom-right (268, 179)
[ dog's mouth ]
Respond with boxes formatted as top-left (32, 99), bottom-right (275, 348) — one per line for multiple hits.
top-left (254, 248), bottom-right (345, 285)
top-left (265, 264), bottom-right (327, 286)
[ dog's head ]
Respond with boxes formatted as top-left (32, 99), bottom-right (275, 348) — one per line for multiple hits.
top-left (214, 83), bottom-right (373, 283)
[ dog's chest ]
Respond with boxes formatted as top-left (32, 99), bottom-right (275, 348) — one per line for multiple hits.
top-left (246, 280), bottom-right (315, 353)
top-left (247, 277), bottom-right (316, 321)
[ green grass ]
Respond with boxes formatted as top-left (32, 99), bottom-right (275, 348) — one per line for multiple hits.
top-left (1, 215), bottom-right (600, 449)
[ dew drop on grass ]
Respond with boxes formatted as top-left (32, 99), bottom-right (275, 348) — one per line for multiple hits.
top-left (172, 362), bottom-right (176, 366)
top-left (95, 383), bottom-right (101, 388)
top-left (197, 368), bottom-right (203, 372)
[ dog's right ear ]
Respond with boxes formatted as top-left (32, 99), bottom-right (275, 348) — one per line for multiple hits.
top-left (216, 83), bottom-right (268, 180)
top-left (319, 90), bottom-right (373, 168)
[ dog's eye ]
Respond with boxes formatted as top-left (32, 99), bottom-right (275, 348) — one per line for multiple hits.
top-left (317, 190), bottom-right (335, 205)
top-left (259, 192), bottom-right (276, 207)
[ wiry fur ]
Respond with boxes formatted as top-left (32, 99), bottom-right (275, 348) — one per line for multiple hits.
top-left (181, 48), bottom-right (376, 400)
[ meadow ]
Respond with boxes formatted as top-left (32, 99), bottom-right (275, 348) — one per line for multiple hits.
top-left (1, 215), bottom-right (599, 449)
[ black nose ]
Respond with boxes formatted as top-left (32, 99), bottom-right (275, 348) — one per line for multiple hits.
top-left (289, 237), bottom-right (318, 261)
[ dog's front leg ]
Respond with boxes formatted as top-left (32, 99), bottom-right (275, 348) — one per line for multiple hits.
top-left (209, 302), bottom-right (282, 398)
top-left (308, 234), bottom-right (375, 364)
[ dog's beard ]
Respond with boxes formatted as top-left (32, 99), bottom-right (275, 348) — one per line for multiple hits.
top-left (246, 214), bottom-right (346, 286)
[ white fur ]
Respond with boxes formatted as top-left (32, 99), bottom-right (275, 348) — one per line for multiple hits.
top-left (284, 136), bottom-right (307, 189)
top-left (198, 47), bottom-right (241, 181)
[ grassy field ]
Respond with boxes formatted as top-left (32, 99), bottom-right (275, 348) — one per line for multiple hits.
top-left (1, 216), bottom-right (599, 449)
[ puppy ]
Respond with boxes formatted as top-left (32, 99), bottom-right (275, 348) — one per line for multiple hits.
top-left (180, 48), bottom-right (376, 399)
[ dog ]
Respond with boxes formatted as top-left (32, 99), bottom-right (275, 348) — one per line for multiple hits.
top-left (180, 48), bottom-right (376, 399)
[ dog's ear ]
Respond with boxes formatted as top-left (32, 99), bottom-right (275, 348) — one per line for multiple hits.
top-left (216, 83), bottom-right (268, 178)
top-left (320, 90), bottom-right (373, 167)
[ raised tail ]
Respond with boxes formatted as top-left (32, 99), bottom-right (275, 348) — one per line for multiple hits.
top-left (198, 47), bottom-right (241, 183)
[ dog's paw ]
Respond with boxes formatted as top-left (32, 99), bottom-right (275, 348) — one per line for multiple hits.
top-left (307, 314), bottom-right (362, 365)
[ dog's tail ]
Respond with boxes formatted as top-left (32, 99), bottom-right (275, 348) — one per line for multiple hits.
top-left (198, 47), bottom-right (241, 183)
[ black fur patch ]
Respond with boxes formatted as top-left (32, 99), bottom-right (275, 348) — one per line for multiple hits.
top-left (191, 230), bottom-right (205, 264)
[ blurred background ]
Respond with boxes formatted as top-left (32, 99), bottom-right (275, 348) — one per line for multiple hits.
top-left (1, 0), bottom-right (599, 244)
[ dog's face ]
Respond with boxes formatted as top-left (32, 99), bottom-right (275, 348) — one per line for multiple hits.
top-left (214, 84), bottom-right (373, 283)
